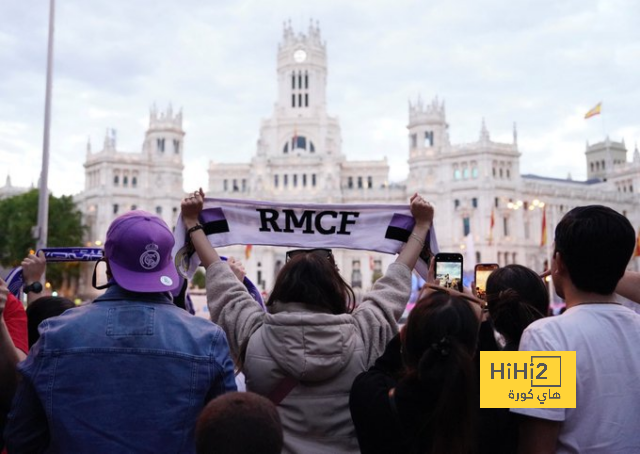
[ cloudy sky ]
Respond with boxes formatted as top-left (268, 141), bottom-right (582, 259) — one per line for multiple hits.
top-left (1, 0), bottom-right (638, 197)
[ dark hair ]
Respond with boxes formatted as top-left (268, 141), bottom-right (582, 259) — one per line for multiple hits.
top-left (26, 297), bottom-right (75, 348)
top-left (486, 265), bottom-right (548, 346)
top-left (554, 205), bottom-right (635, 294)
top-left (195, 392), bottom-right (283, 454)
top-left (267, 251), bottom-right (356, 314)
top-left (402, 292), bottom-right (479, 454)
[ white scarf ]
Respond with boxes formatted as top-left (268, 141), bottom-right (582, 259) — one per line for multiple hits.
top-left (173, 198), bottom-right (439, 279)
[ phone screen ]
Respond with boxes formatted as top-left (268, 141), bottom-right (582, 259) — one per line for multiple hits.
top-left (475, 264), bottom-right (499, 300)
top-left (435, 260), bottom-right (463, 291)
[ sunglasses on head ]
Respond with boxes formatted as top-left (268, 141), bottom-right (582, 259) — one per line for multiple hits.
top-left (285, 248), bottom-right (333, 263)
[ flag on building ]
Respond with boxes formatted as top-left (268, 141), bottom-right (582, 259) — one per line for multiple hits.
top-left (245, 244), bottom-right (253, 260)
top-left (488, 208), bottom-right (495, 245)
top-left (584, 102), bottom-right (602, 119)
top-left (292, 127), bottom-right (298, 149)
top-left (540, 206), bottom-right (547, 247)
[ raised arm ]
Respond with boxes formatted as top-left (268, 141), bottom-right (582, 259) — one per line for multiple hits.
top-left (180, 189), bottom-right (264, 356)
top-left (181, 188), bottom-right (222, 269)
top-left (395, 193), bottom-right (434, 269)
top-left (353, 193), bottom-right (434, 366)
top-left (21, 251), bottom-right (47, 306)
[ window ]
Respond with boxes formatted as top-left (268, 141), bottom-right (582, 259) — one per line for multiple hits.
top-left (357, 176), bottom-right (363, 189)
top-left (524, 220), bottom-right (530, 239)
top-left (298, 73), bottom-right (302, 88)
top-left (283, 142), bottom-right (288, 154)
top-left (233, 179), bottom-right (239, 192)
top-left (242, 179), bottom-right (247, 192)
top-left (454, 199), bottom-right (460, 209)
top-left (293, 174), bottom-right (298, 187)
top-left (113, 204), bottom-right (119, 214)
top-left (310, 142), bottom-right (315, 153)
top-left (348, 177), bottom-right (353, 189)
top-left (131, 205), bottom-right (137, 211)
top-left (312, 174), bottom-right (316, 187)
top-left (475, 252), bottom-right (481, 263)
top-left (274, 175), bottom-right (279, 188)
top-left (424, 131), bottom-right (434, 147)
top-left (291, 72), bottom-right (295, 89)
top-left (292, 94), bottom-right (295, 108)
top-left (497, 252), bottom-right (502, 266)
top-left (223, 179), bottom-right (228, 191)
top-left (305, 72), bottom-right (308, 89)
top-left (113, 175), bottom-right (119, 185)
top-left (499, 168), bottom-right (503, 178)
top-left (302, 174), bottom-right (307, 187)
top-left (503, 217), bottom-right (509, 236)
top-left (132, 176), bottom-right (137, 187)
top-left (454, 169), bottom-right (461, 180)
top-left (305, 93), bottom-right (308, 107)
top-left (156, 206), bottom-right (162, 215)
top-left (284, 175), bottom-right (288, 187)
top-left (463, 168), bottom-right (469, 179)
top-left (298, 94), bottom-right (302, 107)
top-left (351, 260), bottom-right (362, 289)
top-left (472, 198), bottom-right (478, 208)
top-left (367, 176), bottom-right (373, 189)
top-left (463, 217), bottom-right (471, 236)
top-left (410, 134), bottom-right (417, 149)
top-left (123, 176), bottom-right (128, 187)
top-left (173, 139), bottom-right (180, 154)
top-left (157, 138), bottom-right (165, 152)
top-left (512, 252), bottom-right (517, 264)
top-left (506, 169), bottom-right (511, 179)
top-left (493, 167), bottom-right (496, 177)
top-left (590, 162), bottom-right (594, 172)
top-left (494, 197), bottom-right (499, 208)
top-left (472, 167), bottom-right (478, 179)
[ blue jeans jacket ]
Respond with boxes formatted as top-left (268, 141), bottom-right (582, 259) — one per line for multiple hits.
top-left (4, 285), bottom-right (237, 453)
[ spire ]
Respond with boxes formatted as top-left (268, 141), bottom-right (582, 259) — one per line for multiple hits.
top-left (513, 122), bottom-right (518, 145)
top-left (634, 142), bottom-right (639, 163)
top-left (86, 136), bottom-right (92, 154)
top-left (480, 118), bottom-right (490, 142)
top-left (5, 174), bottom-right (11, 188)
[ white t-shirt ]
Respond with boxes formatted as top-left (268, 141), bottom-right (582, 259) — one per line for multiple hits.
top-left (512, 303), bottom-right (640, 454)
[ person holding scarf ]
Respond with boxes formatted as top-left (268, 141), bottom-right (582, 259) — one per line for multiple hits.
top-left (182, 189), bottom-right (433, 454)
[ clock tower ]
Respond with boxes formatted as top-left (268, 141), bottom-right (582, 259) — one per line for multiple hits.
top-left (276, 19), bottom-right (328, 117)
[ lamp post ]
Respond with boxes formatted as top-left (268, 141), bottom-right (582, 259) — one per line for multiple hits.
top-left (35, 0), bottom-right (56, 253)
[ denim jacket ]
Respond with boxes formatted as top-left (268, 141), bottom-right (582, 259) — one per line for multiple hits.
top-left (4, 285), bottom-right (236, 454)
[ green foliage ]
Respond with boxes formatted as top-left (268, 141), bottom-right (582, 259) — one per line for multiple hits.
top-left (0, 189), bottom-right (86, 287)
top-left (192, 268), bottom-right (206, 289)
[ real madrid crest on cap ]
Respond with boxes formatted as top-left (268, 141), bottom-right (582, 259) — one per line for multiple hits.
top-left (140, 243), bottom-right (161, 270)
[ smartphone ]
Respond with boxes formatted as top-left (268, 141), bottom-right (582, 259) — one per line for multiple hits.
top-left (434, 253), bottom-right (463, 292)
top-left (474, 263), bottom-right (499, 301)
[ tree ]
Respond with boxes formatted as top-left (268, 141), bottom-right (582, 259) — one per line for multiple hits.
top-left (0, 189), bottom-right (86, 291)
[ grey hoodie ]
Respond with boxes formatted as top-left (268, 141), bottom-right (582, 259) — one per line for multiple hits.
top-left (206, 261), bottom-right (412, 454)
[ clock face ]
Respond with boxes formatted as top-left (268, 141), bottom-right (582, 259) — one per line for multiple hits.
top-left (293, 49), bottom-right (307, 63)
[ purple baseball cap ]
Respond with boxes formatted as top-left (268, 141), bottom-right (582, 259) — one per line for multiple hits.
top-left (104, 211), bottom-right (179, 293)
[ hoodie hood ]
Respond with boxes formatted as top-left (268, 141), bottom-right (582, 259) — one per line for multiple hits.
top-left (260, 302), bottom-right (358, 382)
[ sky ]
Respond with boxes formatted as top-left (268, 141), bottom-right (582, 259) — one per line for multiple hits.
top-left (1, 0), bottom-right (638, 197)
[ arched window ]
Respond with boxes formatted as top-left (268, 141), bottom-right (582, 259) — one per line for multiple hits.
top-left (113, 175), bottom-right (119, 185)
top-left (123, 176), bottom-right (128, 186)
top-left (283, 142), bottom-right (289, 154)
top-left (132, 176), bottom-right (137, 187)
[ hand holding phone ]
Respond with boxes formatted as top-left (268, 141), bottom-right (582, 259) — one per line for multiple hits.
top-left (434, 253), bottom-right (464, 292)
top-left (474, 263), bottom-right (499, 301)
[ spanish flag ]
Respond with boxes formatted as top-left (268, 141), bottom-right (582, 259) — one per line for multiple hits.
top-left (488, 208), bottom-right (495, 246)
top-left (540, 206), bottom-right (547, 247)
top-left (584, 102), bottom-right (602, 119)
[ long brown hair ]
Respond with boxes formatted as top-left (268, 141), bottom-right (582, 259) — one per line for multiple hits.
top-left (267, 251), bottom-right (356, 314)
top-left (402, 292), bottom-right (479, 454)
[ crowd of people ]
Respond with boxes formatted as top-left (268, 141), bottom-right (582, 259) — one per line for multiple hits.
top-left (1, 190), bottom-right (639, 453)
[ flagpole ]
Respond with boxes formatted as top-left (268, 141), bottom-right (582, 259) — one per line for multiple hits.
top-left (36, 0), bottom-right (56, 253)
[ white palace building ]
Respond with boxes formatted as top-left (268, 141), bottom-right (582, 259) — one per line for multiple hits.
top-left (76, 22), bottom-right (640, 293)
